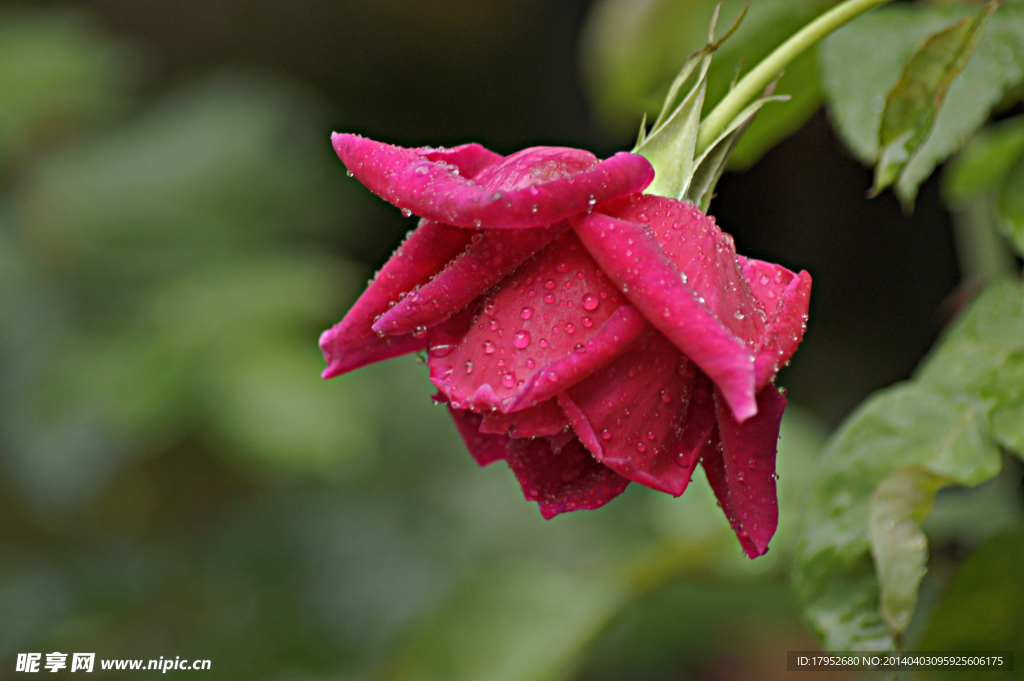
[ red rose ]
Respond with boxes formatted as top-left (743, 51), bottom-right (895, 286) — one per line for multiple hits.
top-left (320, 134), bottom-right (810, 558)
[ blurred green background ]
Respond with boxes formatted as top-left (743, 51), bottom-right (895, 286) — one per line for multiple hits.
top-left (1, 1), bottom-right (1020, 679)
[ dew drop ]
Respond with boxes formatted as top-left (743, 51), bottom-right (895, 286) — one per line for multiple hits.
top-left (544, 279), bottom-right (556, 290)
top-left (543, 293), bottom-right (556, 304)
top-left (520, 306), bottom-right (534, 320)
top-left (464, 361), bottom-right (474, 374)
top-left (401, 208), bottom-right (413, 218)
top-left (565, 323), bottom-right (575, 334)
top-left (555, 262), bottom-right (570, 273)
top-left (539, 339), bottom-right (549, 349)
top-left (582, 316), bottom-right (593, 328)
top-left (759, 274), bottom-right (769, 285)
top-left (412, 325), bottom-right (428, 339)
top-left (482, 341), bottom-right (495, 355)
top-left (600, 429), bottom-right (612, 441)
top-left (526, 358), bottom-right (536, 369)
top-left (582, 293), bottom-right (599, 311)
top-left (501, 373), bottom-right (516, 389)
top-left (513, 330), bottom-right (531, 349)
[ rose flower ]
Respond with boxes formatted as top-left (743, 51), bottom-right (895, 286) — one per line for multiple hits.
top-left (320, 133), bottom-right (810, 558)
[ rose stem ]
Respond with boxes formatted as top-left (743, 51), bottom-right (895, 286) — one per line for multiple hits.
top-left (695, 0), bottom-right (897, 156)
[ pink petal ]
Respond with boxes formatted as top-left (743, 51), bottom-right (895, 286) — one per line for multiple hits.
top-left (448, 405), bottom-right (508, 466)
top-left (573, 211), bottom-right (758, 422)
top-left (427, 232), bottom-right (647, 413)
top-left (605, 196), bottom-right (765, 343)
top-left (373, 221), bottom-right (570, 336)
top-left (558, 331), bottom-right (713, 496)
top-left (704, 385), bottom-right (786, 559)
top-left (412, 143), bottom-right (503, 179)
top-left (332, 133), bottom-right (654, 230)
top-left (479, 398), bottom-right (569, 438)
top-left (320, 220), bottom-right (472, 378)
top-left (505, 434), bottom-right (630, 519)
top-left (740, 258), bottom-right (812, 389)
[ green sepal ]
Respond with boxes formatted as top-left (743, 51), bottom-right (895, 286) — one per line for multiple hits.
top-left (634, 1), bottom-right (782, 209)
top-left (872, 2), bottom-right (996, 204)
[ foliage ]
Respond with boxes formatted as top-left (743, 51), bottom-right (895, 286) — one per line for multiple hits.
top-left (794, 280), bottom-right (1024, 650)
top-left (821, 0), bottom-right (1024, 206)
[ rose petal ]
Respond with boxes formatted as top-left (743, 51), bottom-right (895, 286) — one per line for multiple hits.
top-left (448, 405), bottom-right (508, 466)
top-left (505, 434), bottom-right (630, 519)
top-left (573, 212), bottom-right (758, 422)
top-left (605, 196), bottom-right (765, 343)
top-left (703, 385), bottom-right (786, 558)
top-left (739, 257), bottom-right (812, 389)
top-left (333, 133), bottom-right (654, 230)
top-left (479, 398), bottom-right (569, 438)
top-left (412, 143), bottom-right (503, 179)
top-left (373, 221), bottom-right (570, 336)
top-left (558, 331), bottom-right (712, 496)
top-left (320, 220), bottom-right (472, 378)
top-left (428, 231), bottom-right (647, 413)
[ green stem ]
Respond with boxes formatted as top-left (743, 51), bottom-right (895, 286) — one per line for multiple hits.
top-left (695, 0), bottom-right (897, 156)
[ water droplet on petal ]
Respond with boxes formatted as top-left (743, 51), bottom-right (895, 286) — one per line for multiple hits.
top-left (483, 341), bottom-right (495, 355)
top-left (600, 429), bottom-right (612, 441)
top-left (464, 361), bottom-right (474, 373)
top-left (582, 294), bottom-right (599, 311)
top-left (513, 330), bottom-right (531, 349)
top-left (520, 306), bottom-right (534, 320)
top-left (555, 262), bottom-right (569, 273)
top-left (502, 373), bottom-right (516, 389)
top-left (401, 208), bottom-right (413, 218)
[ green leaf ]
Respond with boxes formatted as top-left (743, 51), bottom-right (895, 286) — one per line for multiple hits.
top-left (820, 2), bottom-right (1024, 205)
top-left (873, 5), bottom-right (995, 198)
top-left (991, 402), bottom-right (1024, 457)
top-left (998, 151), bottom-right (1024, 255)
top-left (915, 524), bottom-right (1024, 681)
top-left (897, 2), bottom-right (1024, 205)
top-left (793, 383), bottom-right (1002, 651)
top-left (918, 277), bottom-right (1024, 458)
top-left (943, 115), bottom-right (1024, 205)
top-left (820, 4), bottom-right (967, 164)
top-left (374, 562), bottom-right (630, 681)
top-left (868, 466), bottom-right (943, 634)
top-left (916, 279), bottom-right (1024, 401)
